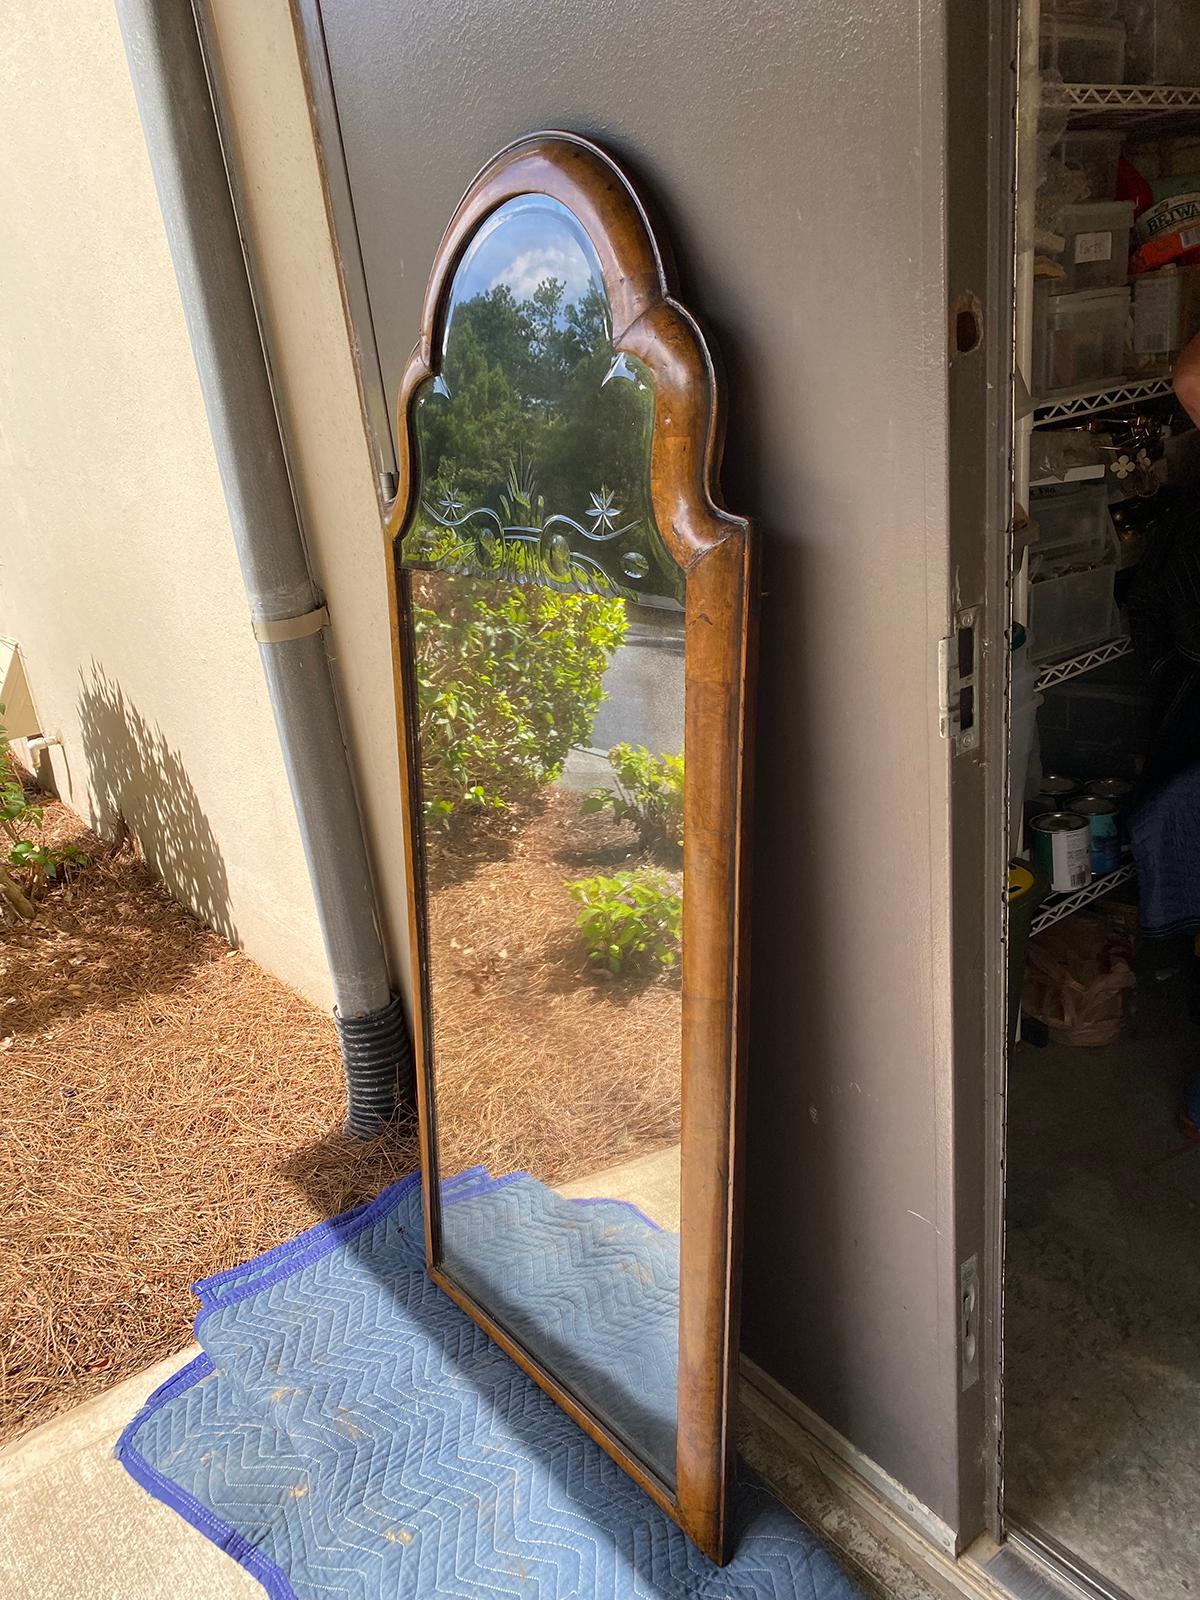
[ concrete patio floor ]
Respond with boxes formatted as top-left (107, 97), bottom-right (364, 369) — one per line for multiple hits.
top-left (0, 1335), bottom-right (947, 1600)
top-left (2, 1143), bottom-right (949, 1600)
top-left (0, 1346), bottom-right (257, 1599)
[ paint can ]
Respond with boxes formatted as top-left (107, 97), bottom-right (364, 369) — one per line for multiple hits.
top-left (1028, 777), bottom-right (1081, 828)
top-left (1084, 777), bottom-right (1134, 807)
top-left (1029, 811), bottom-right (1091, 894)
top-left (1068, 795), bottom-right (1121, 876)
top-left (1084, 777), bottom-right (1136, 856)
top-left (1039, 774), bottom-right (1082, 804)
top-left (1027, 777), bottom-right (1082, 837)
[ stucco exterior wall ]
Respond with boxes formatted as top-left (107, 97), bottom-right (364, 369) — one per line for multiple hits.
top-left (0, 1), bottom-right (331, 1007)
top-left (197, 0), bottom-right (414, 1005)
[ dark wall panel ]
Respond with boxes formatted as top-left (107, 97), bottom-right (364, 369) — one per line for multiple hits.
top-left (316, 0), bottom-right (962, 1527)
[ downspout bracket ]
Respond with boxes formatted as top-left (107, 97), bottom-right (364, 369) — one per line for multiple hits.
top-left (253, 607), bottom-right (330, 644)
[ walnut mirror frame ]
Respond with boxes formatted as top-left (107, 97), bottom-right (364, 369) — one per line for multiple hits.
top-left (384, 132), bottom-right (754, 1563)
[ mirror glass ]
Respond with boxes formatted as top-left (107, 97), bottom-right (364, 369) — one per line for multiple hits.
top-left (401, 196), bottom-right (684, 1484)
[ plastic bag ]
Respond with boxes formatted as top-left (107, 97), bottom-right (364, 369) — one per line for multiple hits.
top-left (1022, 910), bottom-right (1136, 1047)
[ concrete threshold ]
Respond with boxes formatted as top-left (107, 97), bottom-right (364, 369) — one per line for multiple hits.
top-left (555, 1144), bottom-right (681, 1231)
top-left (0, 1348), bottom-right (259, 1599)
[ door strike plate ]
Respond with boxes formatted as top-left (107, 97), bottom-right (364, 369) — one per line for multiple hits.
top-left (939, 608), bottom-right (979, 753)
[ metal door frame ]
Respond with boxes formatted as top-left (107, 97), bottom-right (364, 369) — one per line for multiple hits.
top-left (944, 0), bottom-right (1020, 1549)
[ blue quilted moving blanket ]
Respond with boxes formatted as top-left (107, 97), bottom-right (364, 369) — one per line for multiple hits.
top-left (1130, 760), bottom-right (1200, 938)
top-left (117, 1169), bottom-right (862, 1600)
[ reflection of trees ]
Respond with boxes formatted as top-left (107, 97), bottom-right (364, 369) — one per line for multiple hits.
top-left (408, 273), bottom-right (680, 605)
top-left (421, 280), bottom-right (641, 506)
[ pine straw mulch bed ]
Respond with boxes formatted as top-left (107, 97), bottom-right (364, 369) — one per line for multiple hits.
top-left (0, 802), bottom-right (417, 1448)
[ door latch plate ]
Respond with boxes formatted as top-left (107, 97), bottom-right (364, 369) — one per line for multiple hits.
top-left (939, 607), bottom-right (979, 753)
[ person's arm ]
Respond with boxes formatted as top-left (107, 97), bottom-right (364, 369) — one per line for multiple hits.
top-left (1174, 329), bottom-right (1200, 428)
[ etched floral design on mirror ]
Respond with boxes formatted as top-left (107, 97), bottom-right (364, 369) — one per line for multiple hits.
top-left (400, 193), bottom-right (685, 1484)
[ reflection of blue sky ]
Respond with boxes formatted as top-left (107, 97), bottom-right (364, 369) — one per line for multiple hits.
top-left (447, 197), bottom-right (608, 325)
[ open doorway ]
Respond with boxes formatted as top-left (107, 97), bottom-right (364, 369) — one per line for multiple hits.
top-left (1001, 5), bottom-right (1200, 1595)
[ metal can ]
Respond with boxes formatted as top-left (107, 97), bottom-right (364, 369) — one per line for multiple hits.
top-left (1069, 796), bottom-right (1120, 877)
top-left (1084, 777), bottom-right (1134, 807)
top-left (1039, 775), bottom-right (1081, 803)
top-left (1029, 811), bottom-right (1091, 894)
top-left (1028, 785), bottom-right (1080, 833)
top-left (1084, 777), bottom-right (1136, 857)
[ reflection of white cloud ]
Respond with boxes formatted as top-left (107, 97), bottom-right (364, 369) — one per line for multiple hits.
top-left (491, 244), bottom-right (592, 303)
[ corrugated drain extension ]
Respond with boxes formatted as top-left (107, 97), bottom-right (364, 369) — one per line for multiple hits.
top-left (335, 995), bottom-right (415, 1139)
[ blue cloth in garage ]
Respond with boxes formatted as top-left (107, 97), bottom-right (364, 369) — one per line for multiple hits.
top-left (1130, 760), bottom-right (1200, 938)
top-left (117, 1169), bottom-right (864, 1600)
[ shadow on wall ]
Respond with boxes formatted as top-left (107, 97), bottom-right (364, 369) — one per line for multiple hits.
top-left (77, 663), bottom-right (235, 943)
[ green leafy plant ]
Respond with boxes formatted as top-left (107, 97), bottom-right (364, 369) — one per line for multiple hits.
top-left (565, 868), bottom-right (682, 979)
top-left (411, 571), bottom-right (628, 822)
top-left (581, 743), bottom-right (684, 857)
top-left (0, 708), bottom-right (86, 920)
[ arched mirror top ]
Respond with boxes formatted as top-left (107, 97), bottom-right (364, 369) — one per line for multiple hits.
top-left (386, 134), bottom-right (745, 580)
top-left (399, 193), bottom-right (682, 608)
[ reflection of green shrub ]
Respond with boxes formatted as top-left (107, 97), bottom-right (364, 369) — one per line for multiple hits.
top-left (412, 574), bottom-right (627, 822)
top-left (565, 868), bottom-right (681, 979)
top-left (582, 744), bottom-right (683, 856)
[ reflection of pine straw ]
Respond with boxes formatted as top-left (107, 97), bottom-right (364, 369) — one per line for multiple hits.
top-left (427, 788), bottom-right (681, 1185)
top-left (0, 804), bottom-right (416, 1446)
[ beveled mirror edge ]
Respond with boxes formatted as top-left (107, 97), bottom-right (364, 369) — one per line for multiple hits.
top-left (382, 131), bottom-right (754, 1566)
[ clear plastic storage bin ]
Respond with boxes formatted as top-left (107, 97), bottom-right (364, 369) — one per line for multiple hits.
top-left (1050, 200), bottom-right (1135, 293)
top-left (1030, 480), bottom-right (1114, 561)
top-left (1028, 544), bottom-right (1120, 664)
top-left (1040, 16), bottom-right (1127, 82)
top-left (1033, 284), bottom-right (1130, 395)
top-left (1051, 130), bottom-right (1125, 201)
top-left (1130, 264), bottom-right (1200, 370)
top-left (1117, 0), bottom-right (1200, 84)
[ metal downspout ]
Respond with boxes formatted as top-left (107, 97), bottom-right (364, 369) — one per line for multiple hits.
top-left (113, 0), bottom-right (410, 1136)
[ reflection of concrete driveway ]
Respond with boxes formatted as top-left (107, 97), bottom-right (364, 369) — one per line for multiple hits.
top-left (560, 618), bottom-right (685, 793)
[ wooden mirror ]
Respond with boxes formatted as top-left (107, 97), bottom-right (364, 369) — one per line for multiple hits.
top-left (385, 132), bottom-right (754, 1563)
